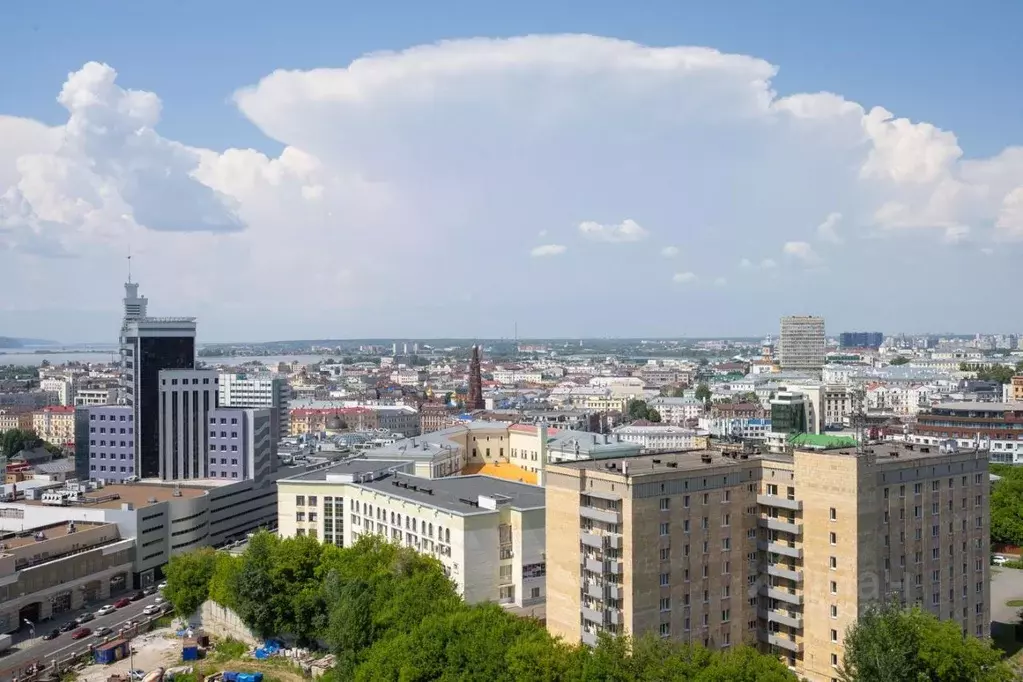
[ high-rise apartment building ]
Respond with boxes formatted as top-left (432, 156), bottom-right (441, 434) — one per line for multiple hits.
top-left (778, 316), bottom-right (826, 373)
top-left (77, 404), bottom-right (135, 482)
top-left (218, 372), bottom-right (291, 444)
top-left (545, 442), bottom-right (990, 682)
top-left (207, 407), bottom-right (273, 482)
top-left (157, 369), bottom-right (218, 480)
top-left (119, 280), bottom-right (197, 478)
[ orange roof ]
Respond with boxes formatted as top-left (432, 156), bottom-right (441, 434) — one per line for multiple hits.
top-left (460, 461), bottom-right (537, 485)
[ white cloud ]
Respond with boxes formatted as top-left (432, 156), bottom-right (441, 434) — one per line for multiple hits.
top-left (673, 272), bottom-right (698, 284)
top-left (816, 212), bottom-right (843, 244)
top-left (739, 258), bottom-right (753, 269)
top-left (538, 229), bottom-right (548, 237)
top-left (2, 35), bottom-right (1022, 339)
top-left (530, 243), bottom-right (566, 257)
top-left (713, 277), bottom-right (727, 287)
top-left (661, 245), bottom-right (679, 258)
top-left (783, 241), bottom-right (823, 266)
top-left (579, 218), bottom-right (648, 243)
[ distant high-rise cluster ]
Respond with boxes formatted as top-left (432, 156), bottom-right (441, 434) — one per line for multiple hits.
top-left (778, 315), bottom-right (825, 373)
top-left (839, 331), bottom-right (883, 349)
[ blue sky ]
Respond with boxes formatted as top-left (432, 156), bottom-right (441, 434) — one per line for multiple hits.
top-left (2, 1), bottom-right (1022, 342)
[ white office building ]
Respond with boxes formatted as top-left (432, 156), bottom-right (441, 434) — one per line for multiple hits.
top-left (158, 369), bottom-right (219, 481)
top-left (40, 377), bottom-right (76, 406)
top-left (778, 315), bottom-right (826, 373)
top-left (218, 372), bottom-right (291, 442)
top-left (277, 459), bottom-right (546, 612)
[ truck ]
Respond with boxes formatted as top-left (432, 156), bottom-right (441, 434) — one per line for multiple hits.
top-left (0, 632), bottom-right (13, 655)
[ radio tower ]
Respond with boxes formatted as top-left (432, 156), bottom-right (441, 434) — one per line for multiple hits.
top-left (466, 345), bottom-right (485, 411)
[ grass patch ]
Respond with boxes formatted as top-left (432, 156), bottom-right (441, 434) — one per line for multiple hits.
top-left (153, 614), bottom-right (175, 629)
top-left (208, 637), bottom-right (249, 662)
top-left (1007, 600), bottom-right (1023, 607)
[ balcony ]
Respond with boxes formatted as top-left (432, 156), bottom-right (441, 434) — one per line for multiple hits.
top-left (759, 608), bottom-right (803, 629)
top-left (761, 585), bottom-right (803, 605)
top-left (765, 564), bottom-right (803, 583)
top-left (581, 605), bottom-right (604, 624)
top-left (584, 556), bottom-right (605, 573)
top-left (759, 631), bottom-right (803, 653)
top-left (757, 539), bottom-right (803, 559)
top-left (757, 494), bottom-right (802, 511)
top-left (582, 631), bottom-right (599, 647)
top-left (607, 608), bottom-right (623, 626)
top-left (580, 506), bottom-right (622, 525)
top-left (759, 517), bottom-right (802, 536)
top-left (580, 530), bottom-right (624, 551)
top-left (584, 582), bottom-right (606, 600)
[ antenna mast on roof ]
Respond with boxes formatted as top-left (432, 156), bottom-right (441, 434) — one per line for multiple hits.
top-left (126, 244), bottom-right (132, 284)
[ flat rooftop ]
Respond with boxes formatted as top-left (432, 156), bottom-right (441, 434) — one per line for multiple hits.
top-left (23, 483), bottom-right (207, 509)
top-left (551, 449), bottom-right (758, 476)
top-left (928, 402), bottom-right (1021, 413)
top-left (285, 458), bottom-right (409, 481)
top-left (356, 472), bottom-right (545, 515)
top-left (0, 520), bottom-right (111, 550)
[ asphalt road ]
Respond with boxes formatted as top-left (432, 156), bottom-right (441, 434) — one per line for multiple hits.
top-left (0, 591), bottom-right (168, 682)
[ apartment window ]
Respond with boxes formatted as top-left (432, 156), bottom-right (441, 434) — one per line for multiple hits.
top-left (660, 548), bottom-right (671, 561)
top-left (683, 520), bottom-right (690, 533)
top-left (702, 565), bottom-right (709, 579)
top-left (659, 622), bottom-right (670, 637)
top-left (829, 532), bottom-right (837, 545)
top-left (831, 654), bottom-right (839, 668)
top-left (683, 544), bottom-right (690, 557)
top-left (659, 522), bottom-right (669, 536)
top-left (723, 490), bottom-right (730, 502)
top-left (660, 497), bottom-right (670, 511)
top-left (659, 597), bottom-right (671, 612)
top-left (701, 517), bottom-right (708, 530)
top-left (829, 507), bottom-right (837, 521)
top-left (831, 629), bottom-right (838, 643)
top-left (722, 513), bottom-right (730, 527)
top-left (702, 493), bottom-right (709, 505)
top-left (830, 580), bottom-right (837, 594)
top-left (659, 573), bottom-right (669, 587)
top-left (296, 496), bottom-right (305, 506)
top-left (722, 537), bottom-right (731, 551)
top-left (683, 495), bottom-right (690, 508)
top-left (914, 482), bottom-right (922, 495)
top-left (830, 556), bottom-right (837, 570)
top-left (309, 496), bottom-right (317, 506)
top-left (830, 605), bottom-right (838, 618)
top-left (721, 609), bottom-right (730, 623)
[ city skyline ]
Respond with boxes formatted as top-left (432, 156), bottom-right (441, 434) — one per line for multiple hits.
top-left (2, 2), bottom-right (1023, 341)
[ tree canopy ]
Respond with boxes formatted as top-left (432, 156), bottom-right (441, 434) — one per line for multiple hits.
top-left (990, 464), bottom-right (1023, 545)
top-left (888, 356), bottom-right (911, 366)
top-left (959, 362), bottom-right (1023, 384)
top-left (0, 428), bottom-right (44, 457)
top-left (626, 399), bottom-right (661, 422)
top-left (167, 532), bottom-right (798, 680)
top-left (694, 383), bottom-right (712, 403)
top-left (840, 600), bottom-right (1012, 682)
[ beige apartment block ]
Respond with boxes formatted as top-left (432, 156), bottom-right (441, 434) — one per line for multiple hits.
top-left (546, 441), bottom-right (990, 682)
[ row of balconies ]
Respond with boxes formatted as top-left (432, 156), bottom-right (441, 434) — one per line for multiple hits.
top-left (581, 529), bottom-right (623, 550)
top-left (584, 580), bottom-right (622, 601)
top-left (582, 555), bottom-right (624, 575)
top-left (580, 506), bottom-right (622, 525)
top-left (758, 630), bottom-right (803, 653)
top-left (581, 603), bottom-right (623, 627)
top-left (756, 493), bottom-right (803, 511)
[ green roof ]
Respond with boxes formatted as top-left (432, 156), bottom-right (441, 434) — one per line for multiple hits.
top-left (787, 432), bottom-right (858, 450)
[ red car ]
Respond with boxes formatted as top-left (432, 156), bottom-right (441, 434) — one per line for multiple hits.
top-left (114, 598), bottom-right (131, 609)
top-left (71, 627), bottom-right (92, 639)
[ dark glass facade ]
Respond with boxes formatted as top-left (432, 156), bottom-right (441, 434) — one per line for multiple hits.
top-left (138, 336), bottom-right (195, 477)
top-left (73, 407), bottom-right (92, 481)
top-left (839, 332), bottom-right (883, 349)
top-left (771, 402), bottom-right (807, 435)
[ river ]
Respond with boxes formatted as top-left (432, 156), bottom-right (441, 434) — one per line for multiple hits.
top-left (0, 351), bottom-right (337, 367)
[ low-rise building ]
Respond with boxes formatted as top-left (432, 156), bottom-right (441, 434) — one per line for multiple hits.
top-left (0, 408), bottom-right (34, 431)
top-left (0, 520), bottom-right (134, 633)
top-left (277, 459), bottom-right (546, 613)
top-left (612, 425), bottom-right (710, 452)
top-left (32, 406), bottom-right (76, 448)
top-left (647, 397), bottom-right (704, 425)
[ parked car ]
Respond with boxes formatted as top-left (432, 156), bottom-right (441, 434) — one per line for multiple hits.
top-left (142, 605), bottom-right (160, 616)
top-left (130, 591), bottom-right (146, 602)
top-left (41, 629), bottom-right (60, 641)
top-left (114, 598), bottom-right (131, 609)
top-left (993, 554), bottom-right (1010, 566)
top-left (157, 582), bottom-right (167, 591)
top-left (59, 621), bottom-right (77, 633)
top-left (71, 628), bottom-right (92, 640)
top-left (75, 613), bottom-right (95, 625)
top-left (142, 586), bottom-right (157, 596)
top-left (93, 626), bottom-right (112, 638)
top-left (153, 596), bottom-right (165, 606)
top-left (95, 605), bottom-right (116, 617)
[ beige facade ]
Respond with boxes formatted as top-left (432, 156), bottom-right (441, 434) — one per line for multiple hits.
top-left (0, 409), bottom-right (34, 432)
top-left (0, 521), bottom-right (134, 633)
top-left (546, 442), bottom-right (990, 682)
top-left (31, 406), bottom-right (76, 446)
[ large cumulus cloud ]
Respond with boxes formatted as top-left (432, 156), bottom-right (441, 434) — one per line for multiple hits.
top-left (1, 35), bottom-right (1022, 339)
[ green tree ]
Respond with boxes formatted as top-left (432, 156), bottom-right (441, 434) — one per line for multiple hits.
top-left (695, 383), bottom-right (711, 403)
top-left (990, 464), bottom-right (1023, 545)
top-left (840, 600), bottom-right (1012, 682)
top-left (164, 548), bottom-right (216, 617)
top-left (233, 531), bottom-right (280, 638)
top-left (647, 409), bottom-right (662, 423)
top-left (1, 428), bottom-right (41, 456)
top-left (888, 356), bottom-right (911, 366)
top-left (627, 399), bottom-right (650, 421)
top-left (324, 578), bottom-right (375, 676)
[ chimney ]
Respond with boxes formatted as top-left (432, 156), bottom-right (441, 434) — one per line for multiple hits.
top-left (621, 461), bottom-right (629, 476)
